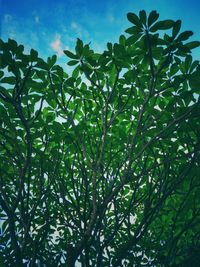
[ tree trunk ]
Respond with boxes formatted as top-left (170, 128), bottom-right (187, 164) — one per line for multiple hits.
top-left (66, 245), bottom-right (77, 267)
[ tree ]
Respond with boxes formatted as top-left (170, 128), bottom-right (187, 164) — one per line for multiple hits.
top-left (0, 10), bottom-right (200, 267)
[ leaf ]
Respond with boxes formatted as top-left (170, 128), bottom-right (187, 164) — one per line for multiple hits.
top-left (147, 10), bottom-right (159, 27)
top-left (190, 60), bottom-right (199, 73)
top-left (72, 66), bottom-right (79, 79)
top-left (7, 39), bottom-right (18, 52)
top-left (125, 26), bottom-right (142, 35)
top-left (36, 59), bottom-right (49, 70)
top-left (150, 20), bottom-right (174, 32)
top-left (65, 77), bottom-right (75, 87)
top-left (67, 60), bottom-right (79, 66)
top-left (30, 48), bottom-right (38, 61)
top-left (189, 70), bottom-right (200, 90)
top-left (119, 35), bottom-right (126, 46)
top-left (47, 55), bottom-right (57, 67)
top-left (177, 31), bottom-right (193, 42)
top-left (75, 38), bottom-right (83, 56)
top-left (172, 20), bottom-right (181, 38)
top-left (0, 70), bottom-right (4, 79)
top-left (0, 86), bottom-right (11, 98)
top-left (107, 42), bottom-right (112, 51)
top-left (139, 10), bottom-right (147, 25)
top-left (126, 35), bottom-right (141, 46)
top-left (1, 76), bottom-right (16, 84)
top-left (113, 44), bottom-right (125, 56)
top-left (127, 12), bottom-right (142, 28)
top-left (185, 41), bottom-right (200, 49)
top-left (170, 64), bottom-right (179, 76)
top-left (185, 55), bottom-right (192, 72)
top-left (64, 50), bottom-right (78, 59)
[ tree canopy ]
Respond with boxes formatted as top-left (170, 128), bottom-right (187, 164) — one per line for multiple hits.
top-left (0, 10), bottom-right (200, 267)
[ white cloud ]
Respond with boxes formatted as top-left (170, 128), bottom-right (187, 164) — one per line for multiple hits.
top-left (70, 21), bottom-right (82, 37)
top-left (50, 34), bottom-right (64, 56)
top-left (107, 14), bottom-right (115, 23)
top-left (70, 21), bottom-right (90, 40)
top-left (4, 14), bottom-right (12, 23)
top-left (35, 16), bottom-right (40, 23)
top-left (71, 22), bottom-right (78, 30)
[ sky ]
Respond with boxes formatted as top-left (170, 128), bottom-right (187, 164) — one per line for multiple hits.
top-left (1, 0), bottom-right (200, 68)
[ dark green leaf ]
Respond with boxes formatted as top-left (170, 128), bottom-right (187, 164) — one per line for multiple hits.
top-left (150, 20), bottom-right (174, 32)
top-left (139, 10), bottom-right (147, 25)
top-left (75, 38), bottom-right (84, 56)
top-left (67, 60), bottom-right (79, 66)
top-left (177, 31), bottom-right (193, 42)
top-left (185, 55), bottom-right (192, 72)
top-left (147, 10), bottom-right (159, 27)
top-left (189, 70), bottom-right (200, 90)
top-left (64, 50), bottom-right (78, 59)
top-left (127, 12), bottom-right (142, 28)
top-left (119, 35), bottom-right (126, 46)
top-left (47, 55), bottom-right (57, 67)
top-left (172, 20), bottom-right (181, 38)
top-left (36, 59), bottom-right (49, 70)
top-left (7, 39), bottom-right (18, 52)
top-left (72, 66), bottom-right (79, 79)
top-left (30, 48), bottom-right (38, 61)
top-left (126, 35), bottom-right (142, 46)
top-left (65, 77), bottom-right (75, 87)
top-left (185, 41), bottom-right (200, 49)
top-left (1, 76), bottom-right (16, 84)
top-left (125, 26), bottom-right (142, 35)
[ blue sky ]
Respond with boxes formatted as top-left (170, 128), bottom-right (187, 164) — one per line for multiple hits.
top-left (1, 0), bottom-right (200, 67)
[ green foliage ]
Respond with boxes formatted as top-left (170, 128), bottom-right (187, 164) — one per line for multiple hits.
top-left (0, 10), bottom-right (200, 267)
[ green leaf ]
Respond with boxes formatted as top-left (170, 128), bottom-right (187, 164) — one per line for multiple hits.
top-left (150, 20), bottom-right (174, 32)
top-left (30, 48), bottom-right (38, 61)
top-left (185, 41), bottom-right (200, 49)
top-left (107, 42), bottom-right (112, 51)
top-left (139, 10), bottom-right (147, 25)
top-left (82, 44), bottom-right (92, 57)
top-left (125, 26), bottom-right (142, 35)
top-left (72, 66), bottom-right (79, 79)
top-left (1, 76), bottom-right (16, 84)
top-left (190, 60), bottom-right (199, 73)
top-left (147, 10), bottom-right (159, 27)
top-left (177, 31), bottom-right (193, 42)
top-left (119, 35), bottom-right (126, 46)
top-left (127, 12), bottom-right (142, 28)
top-left (172, 20), bottom-right (181, 38)
top-left (0, 86), bottom-right (11, 98)
top-left (126, 35), bottom-right (142, 46)
top-left (64, 50), bottom-right (78, 59)
top-left (7, 39), bottom-right (18, 52)
top-left (75, 38), bottom-right (84, 56)
top-left (185, 55), bottom-right (192, 72)
top-left (65, 77), bottom-right (75, 87)
top-left (189, 70), bottom-right (200, 90)
top-left (47, 55), bottom-right (57, 67)
top-left (36, 59), bottom-right (49, 70)
top-left (67, 60), bottom-right (79, 66)
top-left (0, 70), bottom-right (4, 79)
